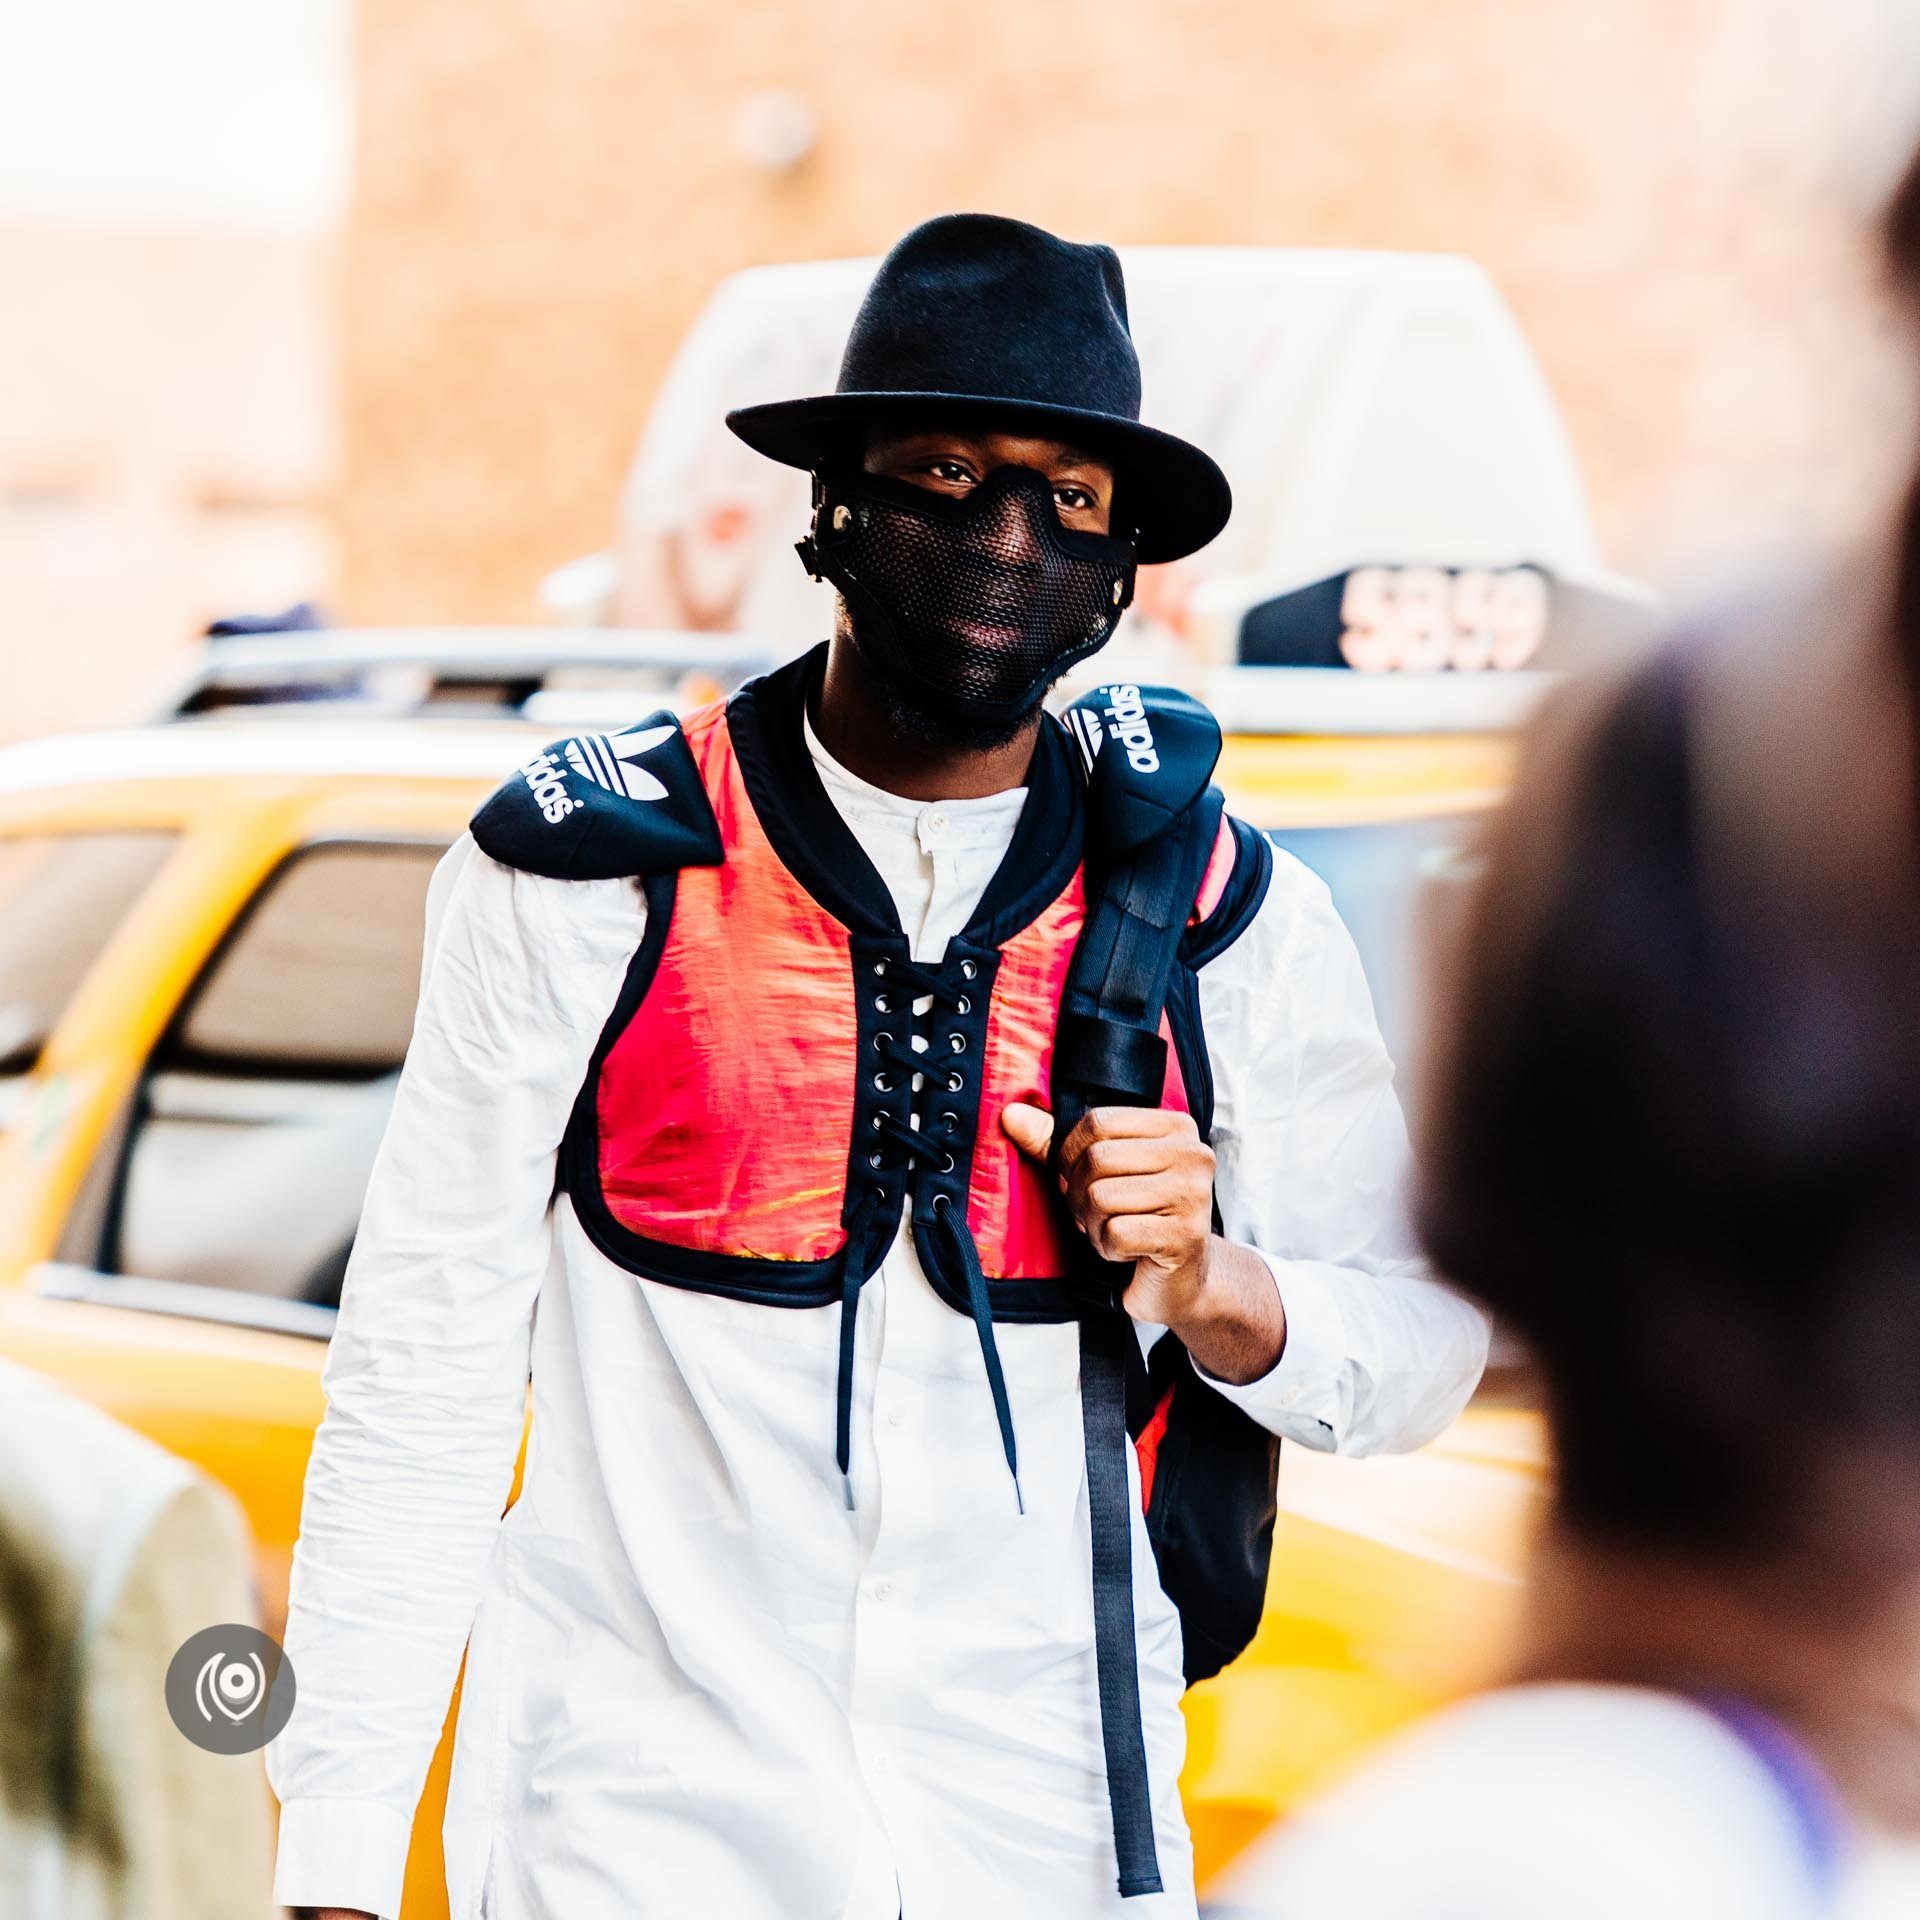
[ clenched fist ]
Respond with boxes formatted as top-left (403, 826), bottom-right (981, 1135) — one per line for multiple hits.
top-left (1001, 1101), bottom-right (1286, 1384)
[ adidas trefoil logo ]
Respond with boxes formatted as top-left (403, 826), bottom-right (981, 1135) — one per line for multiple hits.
top-left (563, 724), bottom-right (675, 802)
top-left (519, 723), bottom-right (676, 825)
top-left (1069, 685), bottom-right (1159, 776)
top-left (1066, 704), bottom-right (1105, 770)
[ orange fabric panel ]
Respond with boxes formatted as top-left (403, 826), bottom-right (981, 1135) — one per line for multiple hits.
top-left (969, 884), bottom-right (1086, 1280)
top-left (971, 881), bottom-right (1191, 1280)
top-left (1133, 1383), bottom-right (1178, 1512)
top-left (1190, 811), bottom-right (1238, 924)
top-left (596, 703), bottom-right (856, 1261)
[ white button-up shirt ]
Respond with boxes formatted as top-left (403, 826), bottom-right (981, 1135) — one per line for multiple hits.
top-left (268, 715), bottom-right (1489, 1920)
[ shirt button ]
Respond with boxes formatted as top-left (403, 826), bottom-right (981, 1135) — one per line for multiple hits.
top-left (873, 1578), bottom-right (898, 1602)
top-left (886, 1406), bottom-right (906, 1428)
top-left (924, 809), bottom-right (950, 839)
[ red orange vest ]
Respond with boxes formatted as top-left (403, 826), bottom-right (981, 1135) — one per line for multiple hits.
top-left (559, 652), bottom-right (1262, 1328)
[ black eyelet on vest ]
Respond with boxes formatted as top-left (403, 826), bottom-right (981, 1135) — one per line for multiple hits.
top-left (868, 1151), bottom-right (883, 1169)
top-left (874, 1031), bottom-right (893, 1052)
top-left (871, 1111), bottom-right (886, 1130)
top-left (944, 1068), bottom-right (964, 1093)
top-left (873, 960), bottom-right (888, 976)
top-left (938, 1151), bottom-right (955, 1173)
top-left (940, 1110), bottom-right (959, 1132)
top-left (931, 1191), bottom-right (952, 1212)
top-left (948, 1033), bottom-right (967, 1054)
top-left (960, 959), bottom-right (978, 980)
top-left (955, 995), bottom-right (971, 1015)
top-left (875, 993), bottom-right (892, 1013)
top-left (874, 1071), bottom-right (893, 1092)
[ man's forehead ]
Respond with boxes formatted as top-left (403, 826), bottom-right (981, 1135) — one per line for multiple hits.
top-left (866, 422), bottom-right (1111, 471)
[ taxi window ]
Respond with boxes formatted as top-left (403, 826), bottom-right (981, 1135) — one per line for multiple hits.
top-left (173, 840), bottom-right (442, 1072)
top-left (98, 839), bottom-right (447, 1311)
top-left (0, 832), bottom-right (176, 1075)
top-left (1268, 813), bottom-right (1478, 1092)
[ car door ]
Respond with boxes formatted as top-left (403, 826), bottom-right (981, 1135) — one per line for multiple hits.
top-left (5, 828), bottom-right (451, 1618)
top-left (0, 800), bottom-right (474, 1919)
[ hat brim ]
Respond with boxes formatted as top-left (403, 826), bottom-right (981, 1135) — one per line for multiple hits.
top-left (725, 391), bottom-right (1232, 566)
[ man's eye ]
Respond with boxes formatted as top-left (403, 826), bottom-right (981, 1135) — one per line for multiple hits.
top-left (1055, 485), bottom-right (1093, 511)
top-left (928, 461), bottom-right (974, 484)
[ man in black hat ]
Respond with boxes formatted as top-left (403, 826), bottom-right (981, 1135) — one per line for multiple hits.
top-left (272, 215), bottom-right (1487, 1920)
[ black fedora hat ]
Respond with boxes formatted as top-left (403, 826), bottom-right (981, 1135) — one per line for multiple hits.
top-left (725, 213), bottom-right (1231, 566)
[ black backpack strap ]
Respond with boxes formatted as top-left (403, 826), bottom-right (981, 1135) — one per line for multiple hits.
top-left (1053, 682), bottom-right (1226, 1901)
top-left (1051, 784), bottom-right (1226, 1287)
top-left (1052, 681), bottom-right (1226, 1176)
top-left (1079, 1308), bottom-right (1164, 1898)
top-left (470, 710), bottom-right (723, 880)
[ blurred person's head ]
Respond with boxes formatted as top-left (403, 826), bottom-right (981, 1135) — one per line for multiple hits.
top-left (726, 213), bottom-right (1230, 757)
top-left (1419, 622), bottom-right (1920, 1581)
top-left (1883, 145), bottom-right (1920, 757)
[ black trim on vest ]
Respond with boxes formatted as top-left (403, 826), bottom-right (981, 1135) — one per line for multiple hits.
top-left (726, 642), bottom-right (1088, 951)
top-left (1164, 812), bottom-right (1272, 1146)
top-left (901, 925), bottom-right (1081, 1326)
top-left (968, 715), bottom-right (1085, 944)
top-left (562, 873), bottom-right (891, 1306)
top-left (1180, 813), bottom-right (1273, 972)
top-left (846, 924), bottom-right (936, 1269)
top-left (726, 648), bottom-right (897, 935)
top-left (1165, 962), bottom-right (1214, 1144)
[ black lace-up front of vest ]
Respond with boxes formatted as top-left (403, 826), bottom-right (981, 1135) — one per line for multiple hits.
top-left (833, 948), bottom-right (1021, 1513)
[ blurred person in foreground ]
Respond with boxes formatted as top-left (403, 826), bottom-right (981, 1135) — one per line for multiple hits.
top-left (0, 1358), bottom-right (273, 1920)
top-left (268, 214), bottom-right (1487, 1920)
top-left (1211, 584), bottom-right (1920, 1918)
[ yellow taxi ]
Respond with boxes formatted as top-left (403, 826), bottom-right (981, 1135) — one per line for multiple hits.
top-left (0, 627), bottom-right (1549, 1907)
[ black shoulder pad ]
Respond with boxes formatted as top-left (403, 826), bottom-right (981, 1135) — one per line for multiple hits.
top-left (471, 711), bottom-right (723, 880)
top-left (1061, 681), bottom-right (1223, 859)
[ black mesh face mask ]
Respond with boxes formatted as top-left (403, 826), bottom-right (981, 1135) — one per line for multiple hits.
top-left (799, 464), bottom-right (1138, 726)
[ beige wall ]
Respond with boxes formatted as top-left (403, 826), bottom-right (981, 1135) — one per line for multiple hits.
top-left (342, 0), bottom-right (1920, 626)
top-left (0, 227), bottom-right (337, 741)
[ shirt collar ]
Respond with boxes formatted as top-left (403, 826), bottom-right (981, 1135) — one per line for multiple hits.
top-left (802, 702), bottom-right (1029, 842)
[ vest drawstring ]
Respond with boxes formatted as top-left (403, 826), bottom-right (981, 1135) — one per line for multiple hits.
top-left (834, 1184), bottom-right (883, 1508)
top-left (844, 951), bottom-right (1024, 1518)
top-left (934, 1196), bottom-right (1024, 1516)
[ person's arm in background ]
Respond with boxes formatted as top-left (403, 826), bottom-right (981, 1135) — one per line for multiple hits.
top-left (268, 835), bottom-right (641, 1920)
top-left (1006, 851), bottom-right (1487, 1452)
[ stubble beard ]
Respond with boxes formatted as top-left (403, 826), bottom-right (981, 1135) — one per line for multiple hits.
top-left (836, 600), bottom-right (1073, 754)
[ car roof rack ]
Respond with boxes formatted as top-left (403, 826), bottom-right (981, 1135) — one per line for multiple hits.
top-left (156, 628), bottom-right (788, 725)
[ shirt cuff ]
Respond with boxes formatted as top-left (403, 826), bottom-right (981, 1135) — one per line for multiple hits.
top-left (272, 1795), bottom-right (415, 1920)
top-left (1191, 1250), bottom-right (1344, 1447)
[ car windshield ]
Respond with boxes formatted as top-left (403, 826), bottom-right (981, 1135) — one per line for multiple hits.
top-left (0, 831), bottom-right (177, 1079)
top-left (1267, 814), bottom-right (1482, 1098)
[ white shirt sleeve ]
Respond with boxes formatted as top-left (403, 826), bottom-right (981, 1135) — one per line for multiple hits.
top-left (268, 833), bottom-right (641, 1920)
top-left (1192, 850), bottom-right (1489, 1454)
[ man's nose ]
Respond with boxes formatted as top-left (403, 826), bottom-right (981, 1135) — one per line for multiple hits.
top-left (979, 472), bottom-right (1048, 566)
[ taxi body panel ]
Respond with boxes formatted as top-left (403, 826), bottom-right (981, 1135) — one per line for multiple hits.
top-left (0, 714), bottom-right (1542, 1908)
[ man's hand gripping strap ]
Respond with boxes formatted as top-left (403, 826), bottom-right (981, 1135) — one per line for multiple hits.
top-left (470, 711), bottom-right (724, 880)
